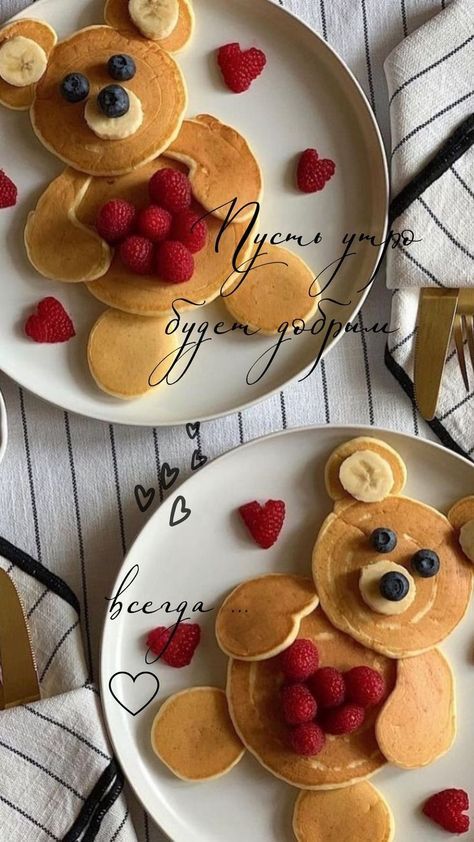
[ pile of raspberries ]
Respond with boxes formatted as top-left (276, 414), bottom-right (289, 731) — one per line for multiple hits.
top-left (278, 639), bottom-right (386, 757)
top-left (95, 168), bottom-right (208, 283)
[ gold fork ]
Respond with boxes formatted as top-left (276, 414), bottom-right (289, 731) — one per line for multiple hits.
top-left (453, 290), bottom-right (474, 391)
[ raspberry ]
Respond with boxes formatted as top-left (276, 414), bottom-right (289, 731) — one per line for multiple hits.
top-left (238, 500), bottom-right (285, 549)
top-left (96, 199), bottom-right (136, 243)
top-left (281, 684), bottom-right (317, 725)
top-left (280, 639), bottom-right (319, 682)
top-left (288, 722), bottom-right (325, 757)
top-left (25, 297), bottom-right (76, 343)
top-left (321, 704), bottom-right (365, 735)
top-left (423, 789), bottom-right (470, 834)
top-left (308, 667), bottom-right (346, 709)
top-left (171, 209), bottom-right (208, 253)
top-left (136, 205), bottom-right (172, 242)
top-left (149, 168), bottom-right (191, 214)
top-left (344, 666), bottom-right (386, 708)
top-left (155, 240), bottom-right (194, 283)
top-left (119, 235), bottom-right (154, 275)
top-left (217, 42), bottom-right (267, 93)
top-left (297, 149), bottom-right (336, 193)
top-left (146, 623), bottom-right (201, 668)
top-left (0, 169), bottom-right (17, 208)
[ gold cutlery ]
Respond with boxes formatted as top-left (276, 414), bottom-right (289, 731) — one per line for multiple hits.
top-left (453, 289), bottom-right (474, 391)
top-left (414, 288), bottom-right (459, 421)
top-left (0, 569), bottom-right (40, 709)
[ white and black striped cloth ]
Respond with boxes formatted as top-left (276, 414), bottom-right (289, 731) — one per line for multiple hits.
top-left (385, 0), bottom-right (474, 456)
top-left (0, 538), bottom-right (136, 842)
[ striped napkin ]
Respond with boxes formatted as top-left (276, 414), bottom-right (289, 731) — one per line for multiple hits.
top-left (0, 537), bottom-right (137, 842)
top-left (384, 0), bottom-right (474, 458)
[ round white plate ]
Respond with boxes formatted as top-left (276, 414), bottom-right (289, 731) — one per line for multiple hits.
top-left (101, 425), bottom-right (474, 841)
top-left (0, 0), bottom-right (387, 425)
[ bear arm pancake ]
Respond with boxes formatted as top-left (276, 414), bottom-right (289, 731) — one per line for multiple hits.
top-left (25, 169), bottom-right (112, 283)
top-left (375, 648), bottom-right (455, 769)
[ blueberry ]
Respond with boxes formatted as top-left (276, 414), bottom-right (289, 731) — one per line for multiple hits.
top-left (107, 54), bottom-right (136, 82)
top-left (60, 73), bottom-right (90, 103)
top-left (379, 571), bottom-right (410, 602)
top-left (97, 85), bottom-right (130, 118)
top-left (411, 549), bottom-right (440, 578)
top-left (371, 528), bottom-right (397, 553)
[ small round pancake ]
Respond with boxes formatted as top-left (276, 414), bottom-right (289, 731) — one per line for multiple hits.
top-left (448, 495), bottom-right (474, 530)
top-left (104, 0), bottom-right (194, 52)
top-left (83, 156), bottom-right (250, 315)
top-left (293, 782), bottom-right (394, 842)
top-left (167, 115), bottom-right (263, 222)
top-left (25, 168), bottom-right (112, 283)
top-left (325, 438), bottom-right (407, 502)
top-left (87, 309), bottom-right (178, 399)
top-left (227, 608), bottom-right (396, 789)
top-left (376, 648), bottom-right (456, 768)
top-left (151, 687), bottom-right (245, 781)
top-left (31, 26), bottom-right (186, 176)
top-left (0, 20), bottom-right (56, 110)
top-left (216, 575), bottom-right (319, 660)
top-left (313, 496), bottom-right (473, 658)
top-left (223, 244), bottom-right (318, 335)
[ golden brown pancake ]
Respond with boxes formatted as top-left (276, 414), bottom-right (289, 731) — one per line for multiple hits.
top-left (83, 156), bottom-right (249, 314)
top-left (87, 308), bottom-right (178, 398)
top-left (216, 575), bottom-right (319, 660)
top-left (376, 648), bottom-right (456, 768)
top-left (25, 169), bottom-right (112, 283)
top-left (293, 782), bottom-right (395, 842)
top-left (313, 495), bottom-right (473, 658)
top-left (227, 608), bottom-right (396, 789)
top-left (0, 19), bottom-right (56, 110)
top-left (104, 0), bottom-right (194, 52)
top-left (223, 243), bottom-right (318, 335)
top-left (167, 115), bottom-right (263, 222)
top-left (31, 26), bottom-right (186, 176)
top-left (448, 495), bottom-right (474, 531)
top-left (151, 687), bottom-right (245, 781)
top-left (325, 437), bottom-right (407, 502)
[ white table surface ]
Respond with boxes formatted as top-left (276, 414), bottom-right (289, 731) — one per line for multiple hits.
top-left (0, 0), bottom-right (448, 838)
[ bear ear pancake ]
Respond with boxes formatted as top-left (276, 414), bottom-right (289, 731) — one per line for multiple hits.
top-left (104, 0), bottom-right (194, 52)
top-left (325, 436), bottom-right (407, 502)
top-left (447, 495), bottom-right (474, 530)
top-left (0, 19), bottom-right (57, 110)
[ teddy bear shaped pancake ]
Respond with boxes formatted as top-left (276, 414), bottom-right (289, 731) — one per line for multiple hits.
top-left (0, 1), bottom-right (318, 399)
top-left (150, 437), bottom-right (474, 841)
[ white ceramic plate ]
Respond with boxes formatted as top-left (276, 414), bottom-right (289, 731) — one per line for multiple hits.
top-left (101, 425), bottom-right (474, 841)
top-left (0, 0), bottom-right (387, 425)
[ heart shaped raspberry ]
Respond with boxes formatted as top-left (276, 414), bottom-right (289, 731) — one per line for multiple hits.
top-left (297, 148), bottom-right (336, 193)
top-left (239, 499), bottom-right (285, 548)
top-left (25, 297), bottom-right (76, 343)
top-left (423, 789), bottom-right (470, 834)
top-left (217, 42), bottom-right (267, 93)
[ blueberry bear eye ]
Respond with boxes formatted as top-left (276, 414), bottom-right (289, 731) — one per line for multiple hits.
top-left (108, 54), bottom-right (136, 82)
top-left (371, 528), bottom-right (397, 553)
top-left (411, 549), bottom-right (440, 578)
top-left (60, 73), bottom-right (90, 103)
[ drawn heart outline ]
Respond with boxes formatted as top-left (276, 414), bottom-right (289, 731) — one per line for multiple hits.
top-left (109, 671), bottom-right (160, 716)
top-left (169, 494), bottom-right (191, 527)
top-left (186, 422), bottom-right (200, 440)
top-left (161, 462), bottom-right (179, 491)
top-left (134, 484), bottom-right (155, 513)
top-left (191, 450), bottom-right (208, 471)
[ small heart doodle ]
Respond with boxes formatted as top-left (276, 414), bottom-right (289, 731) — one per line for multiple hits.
top-left (191, 450), bottom-right (208, 471)
top-left (109, 671), bottom-right (160, 716)
top-left (134, 485), bottom-right (155, 513)
top-left (161, 462), bottom-right (179, 491)
top-left (169, 494), bottom-right (191, 527)
top-left (186, 421), bottom-right (200, 440)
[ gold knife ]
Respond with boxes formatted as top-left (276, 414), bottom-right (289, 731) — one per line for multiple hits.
top-left (414, 287), bottom-right (459, 421)
top-left (0, 569), bottom-right (40, 709)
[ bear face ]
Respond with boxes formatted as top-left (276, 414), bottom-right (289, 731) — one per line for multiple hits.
top-left (312, 438), bottom-right (474, 659)
top-left (0, 16), bottom-right (187, 176)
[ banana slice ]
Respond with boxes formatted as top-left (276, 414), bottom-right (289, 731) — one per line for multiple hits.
top-left (0, 35), bottom-right (47, 87)
top-left (459, 519), bottom-right (474, 562)
top-left (339, 450), bottom-right (394, 503)
top-left (85, 90), bottom-right (143, 140)
top-left (360, 560), bottom-right (416, 616)
top-left (128, 0), bottom-right (179, 40)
